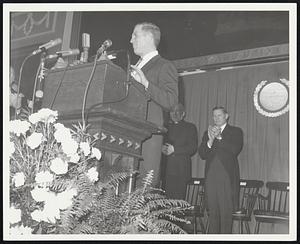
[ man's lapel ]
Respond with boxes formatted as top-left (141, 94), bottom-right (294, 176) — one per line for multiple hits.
top-left (141, 55), bottom-right (160, 73)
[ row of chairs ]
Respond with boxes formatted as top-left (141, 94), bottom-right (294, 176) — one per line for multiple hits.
top-left (184, 178), bottom-right (289, 234)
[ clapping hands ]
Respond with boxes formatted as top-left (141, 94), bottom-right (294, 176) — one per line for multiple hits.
top-left (208, 125), bottom-right (221, 146)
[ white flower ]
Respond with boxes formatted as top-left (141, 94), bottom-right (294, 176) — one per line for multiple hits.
top-left (31, 186), bottom-right (52, 202)
top-left (91, 147), bottom-right (102, 160)
top-left (86, 167), bottom-right (99, 182)
top-left (80, 142), bottom-right (90, 156)
top-left (56, 188), bottom-right (77, 210)
top-left (28, 108), bottom-right (58, 124)
top-left (9, 120), bottom-right (30, 136)
top-left (61, 138), bottom-right (78, 156)
top-left (26, 132), bottom-right (43, 149)
top-left (12, 172), bottom-right (25, 187)
top-left (28, 113), bottom-right (40, 124)
top-left (68, 153), bottom-right (80, 163)
top-left (31, 200), bottom-right (61, 224)
top-left (42, 192), bottom-right (61, 223)
top-left (35, 171), bottom-right (54, 185)
top-left (50, 157), bottom-right (68, 175)
top-left (8, 206), bottom-right (21, 224)
top-left (9, 225), bottom-right (32, 235)
top-left (54, 123), bottom-right (72, 142)
top-left (31, 209), bottom-right (43, 222)
top-left (8, 140), bottom-right (15, 158)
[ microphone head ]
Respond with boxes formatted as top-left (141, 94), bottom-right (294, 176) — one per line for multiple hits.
top-left (52, 38), bottom-right (62, 46)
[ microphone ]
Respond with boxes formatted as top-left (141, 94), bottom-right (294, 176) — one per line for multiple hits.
top-left (45, 49), bottom-right (80, 59)
top-left (97, 39), bottom-right (112, 54)
top-left (31, 38), bottom-right (62, 55)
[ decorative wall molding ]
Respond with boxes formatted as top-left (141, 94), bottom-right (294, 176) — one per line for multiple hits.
top-left (11, 12), bottom-right (54, 39)
top-left (173, 44), bottom-right (289, 74)
top-left (10, 12), bottom-right (66, 50)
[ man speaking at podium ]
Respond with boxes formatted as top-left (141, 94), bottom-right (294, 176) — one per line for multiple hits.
top-left (130, 22), bottom-right (178, 187)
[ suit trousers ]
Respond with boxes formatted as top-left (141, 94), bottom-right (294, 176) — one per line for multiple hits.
top-left (206, 156), bottom-right (233, 234)
top-left (139, 134), bottom-right (163, 188)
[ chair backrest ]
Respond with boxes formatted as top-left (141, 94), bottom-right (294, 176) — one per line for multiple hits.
top-left (266, 181), bottom-right (289, 214)
top-left (239, 179), bottom-right (264, 215)
top-left (185, 178), bottom-right (205, 207)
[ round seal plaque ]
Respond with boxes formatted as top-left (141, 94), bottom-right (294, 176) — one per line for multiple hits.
top-left (253, 78), bottom-right (289, 117)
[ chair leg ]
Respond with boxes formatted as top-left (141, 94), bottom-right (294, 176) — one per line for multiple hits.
top-left (193, 216), bottom-right (197, 234)
top-left (245, 222), bottom-right (250, 234)
top-left (254, 221), bottom-right (260, 234)
top-left (239, 220), bottom-right (243, 234)
top-left (205, 219), bottom-right (210, 234)
top-left (199, 218), bottom-right (205, 234)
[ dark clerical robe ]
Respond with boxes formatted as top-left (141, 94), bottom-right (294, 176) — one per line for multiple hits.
top-left (164, 120), bottom-right (198, 199)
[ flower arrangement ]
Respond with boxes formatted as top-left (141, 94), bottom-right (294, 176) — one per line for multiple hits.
top-left (8, 108), bottom-right (191, 236)
top-left (9, 108), bottom-right (102, 235)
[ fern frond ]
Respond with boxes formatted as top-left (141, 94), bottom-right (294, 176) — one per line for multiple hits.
top-left (153, 219), bottom-right (187, 234)
top-left (141, 170), bottom-right (154, 193)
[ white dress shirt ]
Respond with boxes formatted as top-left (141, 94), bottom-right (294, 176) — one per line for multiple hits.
top-left (137, 50), bottom-right (158, 69)
top-left (131, 50), bottom-right (158, 87)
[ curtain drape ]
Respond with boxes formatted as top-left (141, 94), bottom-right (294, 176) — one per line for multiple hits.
top-left (183, 60), bottom-right (289, 184)
top-left (182, 61), bottom-right (289, 233)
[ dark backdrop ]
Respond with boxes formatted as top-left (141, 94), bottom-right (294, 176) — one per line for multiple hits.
top-left (79, 11), bottom-right (289, 63)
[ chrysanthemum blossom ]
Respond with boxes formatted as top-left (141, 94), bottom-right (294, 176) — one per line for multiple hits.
top-left (50, 157), bottom-right (68, 175)
top-left (80, 142), bottom-right (91, 156)
top-left (30, 209), bottom-right (43, 222)
top-left (9, 225), bottom-right (32, 235)
top-left (8, 206), bottom-right (21, 224)
top-left (26, 132), bottom-right (43, 149)
top-left (86, 167), bottom-right (99, 182)
top-left (68, 153), bottom-right (80, 163)
top-left (13, 172), bottom-right (25, 187)
top-left (31, 200), bottom-right (61, 224)
top-left (35, 171), bottom-right (54, 185)
top-left (56, 188), bottom-right (77, 210)
top-left (42, 201), bottom-right (61, 223)
top-left (31, 186), bottom-right (52, 202)
top-left (61, 138), bottom-right (78, 156)
top-left (28, 108), bottom-right (58, 124)
top-left (54, 123), bottom-right (72, 142)
top-left (91, 147), bottom-right (102, 160)
top-left (8, 140), bottom-right (15, 158)
top-left (9, 120), bottom-right (30, 136)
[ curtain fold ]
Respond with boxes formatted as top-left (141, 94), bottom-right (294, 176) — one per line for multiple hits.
top-left (183, 61), bottom-right (289, 184)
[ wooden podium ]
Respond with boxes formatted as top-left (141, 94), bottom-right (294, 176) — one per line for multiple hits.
top-left (42, 60), bottom-right (165, 193)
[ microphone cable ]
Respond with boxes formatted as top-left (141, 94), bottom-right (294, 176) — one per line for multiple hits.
top-left (81, 52), bottom-right (101, 131)
top-left (30, 62), bottom-right (42, 114)
top-left (14, 54), bottom-right (33, 120)
top-left (84, 50), bottom-right (132, 118)
top-left (49, 63), bottom-right (70, 109)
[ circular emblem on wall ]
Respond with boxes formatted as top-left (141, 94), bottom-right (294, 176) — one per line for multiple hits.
top-left (253, 78), bottom-right (289, 117)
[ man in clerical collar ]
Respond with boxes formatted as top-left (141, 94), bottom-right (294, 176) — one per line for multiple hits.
top-left (162, 103), bottom-right (198, 200)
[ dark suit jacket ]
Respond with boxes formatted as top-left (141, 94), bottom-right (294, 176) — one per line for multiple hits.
top-left (133, 54), bottom-right (178, 126)
top-left (132, 54), bottom-right (178, 186)
top-left (198, 124), bottom-right (243, 210)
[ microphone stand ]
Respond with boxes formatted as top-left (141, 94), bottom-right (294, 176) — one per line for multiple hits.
top-left (31, 50), bottom-right (47, 114)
